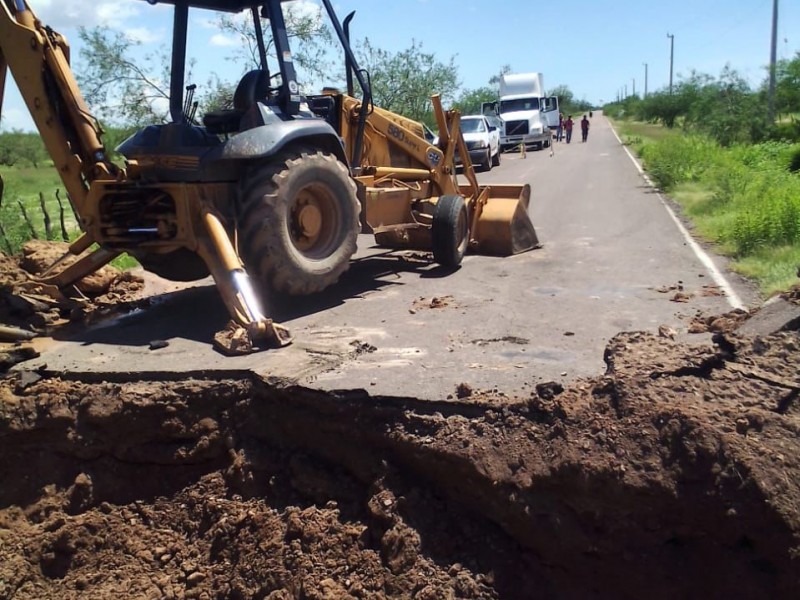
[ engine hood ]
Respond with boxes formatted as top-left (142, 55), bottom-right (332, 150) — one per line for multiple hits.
top-left (500, 110), bottom-right (541, 122)
top-left (461, 131), bottom-right (487, 143)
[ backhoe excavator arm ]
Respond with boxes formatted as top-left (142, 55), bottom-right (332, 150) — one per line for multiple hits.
top-left (0, 0), bottom-right (118, 217)
top-left (0, 0), bottom-right (292, 351)
top-left (0, 0), bottom-right (127, 288)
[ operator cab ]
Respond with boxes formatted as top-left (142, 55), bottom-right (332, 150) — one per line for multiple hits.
top-left (119, 0), bottom-right (371, 179)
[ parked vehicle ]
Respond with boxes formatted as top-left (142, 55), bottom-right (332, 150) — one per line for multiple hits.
top-left (483, 73), bottom-right (559, 151)
top-left (457, 115), bottom-right (501, 171)
top-left (423, 123), bottom-right (438, 145)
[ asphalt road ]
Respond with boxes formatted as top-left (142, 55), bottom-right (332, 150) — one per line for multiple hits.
top-left (25, 114), bottom-right (759, 399)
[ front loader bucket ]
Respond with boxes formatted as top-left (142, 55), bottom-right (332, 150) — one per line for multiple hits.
top-left (461, 183), bottom-right (540, 255)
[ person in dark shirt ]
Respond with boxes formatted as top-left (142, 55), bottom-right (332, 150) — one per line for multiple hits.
top-left (581, 115), bottom-right (590, 142)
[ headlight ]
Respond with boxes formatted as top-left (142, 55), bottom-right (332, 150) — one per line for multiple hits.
top-left (475, 140), bottom-right (487, 148)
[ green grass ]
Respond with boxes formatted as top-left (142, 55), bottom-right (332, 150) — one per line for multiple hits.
top-left (734, 245), bottom-right (800, 296)
top-left (616, 120), bottom-right (679, 145)
top-left (0, 163), bottom-right (74, 251)
top-left (0, 163), bottom-right (136, 271)
top-left (609, 117), bottom-right (800, 297)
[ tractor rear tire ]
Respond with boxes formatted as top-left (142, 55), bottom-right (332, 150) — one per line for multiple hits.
top-left (239, 149), bottom-right (359, 295)
top-left (431, 194), bottom-right (468, 268)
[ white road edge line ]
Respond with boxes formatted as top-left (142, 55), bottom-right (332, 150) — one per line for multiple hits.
top-left (609, 125), bottom-right (745, 310)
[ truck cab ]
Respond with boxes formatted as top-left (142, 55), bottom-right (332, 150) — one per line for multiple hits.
top-left (498, 96), bottom-right (550, 151)
top-left (489, 73), bottom-right (556, 152)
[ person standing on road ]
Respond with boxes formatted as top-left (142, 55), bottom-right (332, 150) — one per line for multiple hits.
top-left (556, 112), bottom-right (564, 142)
top-left (564, 115), bottom-right (574, 143)
top-left (581, 115), bottom-right (590, 142)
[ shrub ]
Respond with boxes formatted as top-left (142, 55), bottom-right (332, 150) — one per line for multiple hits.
top-left (727, 171), bottom-right (800, 255)
top-left (639, 135), bottom-right (721, 190)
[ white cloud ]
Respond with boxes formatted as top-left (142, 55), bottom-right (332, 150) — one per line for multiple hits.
top-left (125, 27), bottom-right (163, 44)
top-left (210, 33), bottom-right (239, 48)
top-left (0, 107), bottom-right (37, 133)
top-left (285, 0), bottom-right (323, 21)
top-left (96, 2), bottom-right (139, 25)
top-left (193, 15), bottom-right (218, 30)
top-left (34, 0), bottom-right (142, 30)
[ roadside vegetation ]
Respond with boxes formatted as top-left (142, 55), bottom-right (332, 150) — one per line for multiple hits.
top-left (0, 128), bottom-right (137, 269)
top-left (605, 57), bottom-right (800, 296)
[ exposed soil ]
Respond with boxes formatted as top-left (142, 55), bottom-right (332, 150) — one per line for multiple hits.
top-left (410, 295), bottom-right (456, 313)
top-left (0, 241), bottom-right (145, 335)
top-left (688, 308), bottom-right (752, 334)
top-left (0, 242), bottom-right (799, 598)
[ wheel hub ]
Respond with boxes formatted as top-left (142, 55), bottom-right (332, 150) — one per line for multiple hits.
top-left (298, 204), bottom-right (323, 239)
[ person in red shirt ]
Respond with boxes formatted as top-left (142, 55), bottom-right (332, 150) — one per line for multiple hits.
top-left (564, 115), bottom-right (574, 143)
top-left (581, 115), bottom-right (590, 142)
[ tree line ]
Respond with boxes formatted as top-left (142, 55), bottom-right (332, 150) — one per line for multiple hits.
top-left (4, 13), bottom-right (798, 160)
top-left (1, 2), bottom-right (599, 160)
top-left (604, 54), bottom-right (800, 146)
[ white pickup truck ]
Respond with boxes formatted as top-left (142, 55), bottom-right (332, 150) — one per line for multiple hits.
top-left (459, 115), bottom-right (501, 171)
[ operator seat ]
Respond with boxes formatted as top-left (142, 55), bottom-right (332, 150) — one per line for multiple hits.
top-left (203, 70), bottom-right (272, 135)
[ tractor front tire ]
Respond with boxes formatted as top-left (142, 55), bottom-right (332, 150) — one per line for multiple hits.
top-left (239, 149), bottom-right (359, 295)
top-left (431, 194), bottom-right (468, 268)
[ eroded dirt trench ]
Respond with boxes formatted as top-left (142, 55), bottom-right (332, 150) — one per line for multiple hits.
top-left (1, 328), bottom-right (799, 599)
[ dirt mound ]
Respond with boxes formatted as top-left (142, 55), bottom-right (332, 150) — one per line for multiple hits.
top-left (0, 328), bottom-right (798, 598)
top-left (0, 241), bottom-right (144, 350)
top-left (688, 307), bottom-right (752, 333)
top-left (783, 283), bottom-right (800, 305)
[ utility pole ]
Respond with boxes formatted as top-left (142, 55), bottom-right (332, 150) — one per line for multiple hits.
top-left (632, 78), bottom-right (636, 97)
top-left (624, 84), bottom-right (627, 99)
top-left (667, 32), bottom-right (675, 94)
top-left (768, 0), bottom-right (779, 122)
top-left (643, 62), bottom-right (648, 98)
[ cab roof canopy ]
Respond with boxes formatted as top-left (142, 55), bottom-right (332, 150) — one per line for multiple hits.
top-left (136, 0), bottom-right (292, 12)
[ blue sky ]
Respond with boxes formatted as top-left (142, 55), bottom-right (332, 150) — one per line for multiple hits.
top-left (2, 0), bottom-right (799, 131)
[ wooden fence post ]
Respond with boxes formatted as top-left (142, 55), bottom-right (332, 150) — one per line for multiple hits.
top-left (17, 199), bottom-right (38, 240)
top-left (55, 189), bottom-right (70, 242)
top-left (38, 191), bottom-right (53, 240)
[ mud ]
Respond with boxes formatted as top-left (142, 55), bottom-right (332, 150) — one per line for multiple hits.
top-left (0, 327), bottom-right (799, 599)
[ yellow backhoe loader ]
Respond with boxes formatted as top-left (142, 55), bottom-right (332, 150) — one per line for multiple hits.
top-left (0, 0), bottom-right (538, 352)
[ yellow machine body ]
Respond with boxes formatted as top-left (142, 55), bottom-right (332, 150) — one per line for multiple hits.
top-left (0, 0), bottom-right (537, 351)
top-left (335, 95), bottom-right (539, 257)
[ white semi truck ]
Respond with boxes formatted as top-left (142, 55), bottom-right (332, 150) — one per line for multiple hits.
top-left (483, 73), bottom-right (560, 151)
